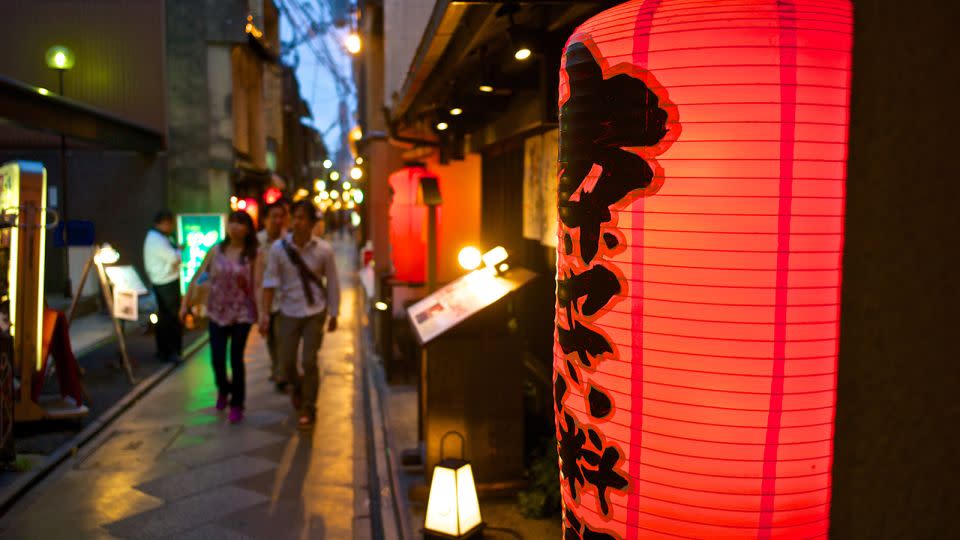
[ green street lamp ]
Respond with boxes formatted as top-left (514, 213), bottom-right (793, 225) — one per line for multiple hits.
top-left (45, 45), bottom-right (76, 71)
top-left (45, 45), bottom-right (76, 297)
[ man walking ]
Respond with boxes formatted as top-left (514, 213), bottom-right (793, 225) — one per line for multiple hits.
top-left (261, 200), bottom-right (340, 427)
top-left (144, 210), bottom-right (183, 362)
top-left (256, 200), bottom-right (288, 391)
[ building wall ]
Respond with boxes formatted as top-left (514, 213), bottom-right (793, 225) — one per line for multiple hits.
top-left (166, 0), bottom-right (213, 213)
top-left (0, 149), bottom-right (167, 295)
top-left (206, 45), bottom-right (234, 214)
top-left (831, 1), bottom-right (960, 537)
top-left (232, 45), bottom-right (267, 171)
top-left (424, 153), bottom-right (482, 283)
top-left (383, 0), bottom-right (437, 108)
top-left (0, 0), bottom-right (166, 131)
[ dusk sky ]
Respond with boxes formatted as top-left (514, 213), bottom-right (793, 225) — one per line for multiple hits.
top-left (278, 0), bottom-right (356, 160)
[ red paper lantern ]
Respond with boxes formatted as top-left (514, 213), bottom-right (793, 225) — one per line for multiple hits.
top-left (264, 186), bottom-right (282, 205)
top-left (554, 1), bottom-right (852, 538)
top-left (388, 164), bottom-right (437, 283)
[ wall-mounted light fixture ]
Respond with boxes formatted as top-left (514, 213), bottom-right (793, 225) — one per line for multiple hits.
top-left (458, 246), bottom-right (482, 271)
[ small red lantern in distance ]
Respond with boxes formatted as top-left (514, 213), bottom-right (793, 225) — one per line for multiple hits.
top-left (264, 187), bottom-right (282, 205)
top-left (388, 164), bottom-right (438, 283)
top-left (554, 1), bottom-right (852, 538)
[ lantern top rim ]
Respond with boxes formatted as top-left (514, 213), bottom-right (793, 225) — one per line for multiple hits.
top-left (435, 458), bottom-right (471, 470)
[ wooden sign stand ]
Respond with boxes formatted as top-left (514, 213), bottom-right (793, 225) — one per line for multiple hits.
top-left (66, 247), bottom-right (136, 384)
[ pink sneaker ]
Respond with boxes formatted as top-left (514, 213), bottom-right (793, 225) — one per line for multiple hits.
top-left (216, 393), bottom-right (229, 411)
top-left (228, 406), bottom-right (244, 424)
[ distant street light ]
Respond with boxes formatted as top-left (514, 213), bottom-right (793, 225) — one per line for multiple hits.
top-left (46, 45), bottom-right (76, 298)
top-left (323, 159), bottom-right (333, 169)
top-left (350, 166), bottom-right (363, 180)
top-left (346, 32), bottom-right (362, 55)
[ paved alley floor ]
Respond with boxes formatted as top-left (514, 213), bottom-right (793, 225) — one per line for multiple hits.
top-left (0, 243), bottom-right (369, 540)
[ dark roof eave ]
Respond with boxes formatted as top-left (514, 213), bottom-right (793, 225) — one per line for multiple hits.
top-left (0, 76), bottom-right (164, 152)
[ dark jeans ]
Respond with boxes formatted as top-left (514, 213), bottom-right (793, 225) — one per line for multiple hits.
top-left (208, 321), bottom-right (252, 408)
top-left (153, 282), bottom-right (183, 358)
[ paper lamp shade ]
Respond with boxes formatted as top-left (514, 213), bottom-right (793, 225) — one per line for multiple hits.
top-left (553, 1), bottom-right (852, 538)
top-left (388, 165), bottom-right (439, 283)
top-left (424, 460), bottom-right (483, 537)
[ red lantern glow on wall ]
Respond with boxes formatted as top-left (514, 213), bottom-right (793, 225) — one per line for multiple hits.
top-left (389, 164), bottom-right (438, 283)
top-left (554, 1), bottom-right (852, 538)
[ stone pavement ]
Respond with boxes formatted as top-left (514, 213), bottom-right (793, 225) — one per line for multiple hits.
top-left (0, 244), bottom-right (370, 539)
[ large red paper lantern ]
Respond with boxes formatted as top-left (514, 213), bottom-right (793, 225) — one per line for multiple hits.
top-left (389, 164), bottom-right (437, 283)
top-left (554, 1), bottom-right (852, 538)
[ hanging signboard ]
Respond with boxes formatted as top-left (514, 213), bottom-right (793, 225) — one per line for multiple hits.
top-left (522, 130), bottom-right (559, 248)
top-left (176, 214), bottom-right (225, 295)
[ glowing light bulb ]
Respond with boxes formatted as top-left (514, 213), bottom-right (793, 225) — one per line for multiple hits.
top-left (458, 247), bottom-right (482, 271)
top-left (346, 33), bottom-right (362, 54)
top-left (514, 48), bottom-right (532, 61)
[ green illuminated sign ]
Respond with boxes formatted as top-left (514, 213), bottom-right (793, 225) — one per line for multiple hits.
top-left (176, 214), bottom-right (225, 295)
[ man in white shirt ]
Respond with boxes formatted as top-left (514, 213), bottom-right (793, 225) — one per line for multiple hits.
top-left (255, 201), bottom-right (288, 391)
top-left (143, 210), bottom-right (183, 362)
top-left (261, 200), bottom-right (340, 427)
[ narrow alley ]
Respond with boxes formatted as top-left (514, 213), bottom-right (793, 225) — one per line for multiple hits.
top-left (0, 244), bottom-right (371, 539)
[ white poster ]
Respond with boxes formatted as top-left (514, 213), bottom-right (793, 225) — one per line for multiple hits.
top-left (541, 129), bottom-right (559, 248)
top-left (522, 134), bottom-right (544, 241)
top-left (113, 288), bottom-right (139, 322)
top-left (105, 265), bottom-right (149, 296)
top-left (522, 129), bottom-right (560, 248)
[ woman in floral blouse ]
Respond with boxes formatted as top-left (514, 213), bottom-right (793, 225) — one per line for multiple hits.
top-left (181, 210), bottom-right (259, 423)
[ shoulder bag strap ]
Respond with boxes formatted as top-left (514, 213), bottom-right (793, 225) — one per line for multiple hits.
top-left (281, 239), bottom-right (326, 305)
